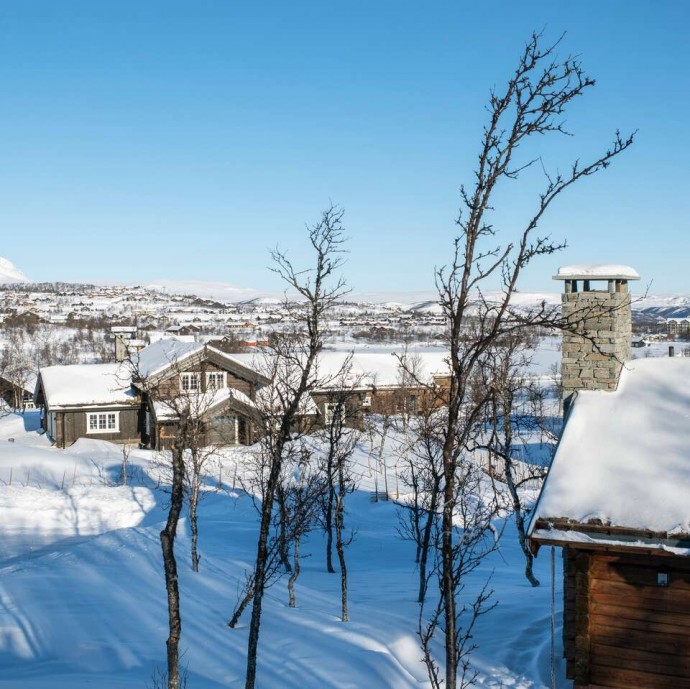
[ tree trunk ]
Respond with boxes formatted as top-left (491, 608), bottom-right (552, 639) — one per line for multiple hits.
top-left (335, 494), bottom-right (348, 622)
top-left (228, 577), bottom-right (255, 629)
top-left (418, 474), bottom-right (440, 604)
top-left (501, 392), bottom-right (539, 587)
top-left (325, 482), bottom-right (336, 573)
top-left (504, 453), bottom-right (539, 587)
top-left (160, 445), bottom-right (185, 689)
top-left (189, 473), bottom-right (200, 573)
top-left (245, 439), bottom-right (284, 689)
top-left (442, 479), bottom-right (457, 689)
top-left (287, 536), bottom-right (301, 608)
top-left (276, 485), bottom-right (292, 574)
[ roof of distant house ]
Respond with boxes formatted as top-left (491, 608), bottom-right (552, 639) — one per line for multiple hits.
top-left (231, 350), bottom-right (450, 389)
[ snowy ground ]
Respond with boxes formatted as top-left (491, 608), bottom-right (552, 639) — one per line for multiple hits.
top-left (0, 405), bottom-right (567, 689)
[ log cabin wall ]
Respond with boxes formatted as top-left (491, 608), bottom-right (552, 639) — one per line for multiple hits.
top-left (151, 361), bottom-right (254, 399)
top-left (566, 549), bottom-right (690, 689)
top-left (54, 407), bottom-right (141, 448)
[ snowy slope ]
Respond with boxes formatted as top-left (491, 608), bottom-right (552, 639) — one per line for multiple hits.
top-left (0, 412), bottom-right (565, 689)
top-left (0, 257), bottom-right (29, 283)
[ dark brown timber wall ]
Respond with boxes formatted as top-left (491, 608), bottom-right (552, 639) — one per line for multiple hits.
top-left (565, 550), bottom-right (690, 689)
top-left (56, 407), bottom-right (141, 448)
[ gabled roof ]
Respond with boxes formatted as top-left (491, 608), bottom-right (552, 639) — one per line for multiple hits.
top-left (39, 363), bottom-right (137, 409)
top-left (151, 386), bottom-right (258, 422)
top-left (0, 370), bottom-right (38, 394)
top-left (529, 358), bottom-right (690, 551)
top-left (132, 339), bottom-right (269, 389)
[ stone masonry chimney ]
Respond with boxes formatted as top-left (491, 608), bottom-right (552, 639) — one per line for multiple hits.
top-left (554, 264), bottom-right (640, 413)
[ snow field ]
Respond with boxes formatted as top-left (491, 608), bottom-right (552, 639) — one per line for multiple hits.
top-left (0, 411), bottom-right (566, 688)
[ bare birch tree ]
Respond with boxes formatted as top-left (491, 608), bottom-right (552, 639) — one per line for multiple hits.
top-left (316, 369), bottom-right (360, 621)
top-left (130, 349), bottom-right (224, 688)
top-left (417, 31), bottom-right (634, 689)
top-left (242, 205), bottom-right (349, 689)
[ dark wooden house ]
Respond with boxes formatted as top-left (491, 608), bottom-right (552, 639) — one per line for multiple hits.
top-left (36, 340), bottom-right (271, 450)
top-left (132, 339), bottom-right (270, 450)
top-left (0, 371), bottom-right (38, 410)
top-left (305, 351), bottom-right (450, 430)
top-left (528, 357), bottom-right (690, 689)
top-left (36, 363), bottom-right (142, 448)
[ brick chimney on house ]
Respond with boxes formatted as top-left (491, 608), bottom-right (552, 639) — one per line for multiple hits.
top-left (554, 264), bottom-right (640, 413)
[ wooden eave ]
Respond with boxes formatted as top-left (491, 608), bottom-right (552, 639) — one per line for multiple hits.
top-left (135, 346), bottom-right (269, 391)
top-left (529, 517), bottom-right (690, 557)
top-left (205, 347), bottom-right (270, 386)
top-left (44, 401), bottom-right (141, 413)
top-left (149, 392), bottom-right (261, 425)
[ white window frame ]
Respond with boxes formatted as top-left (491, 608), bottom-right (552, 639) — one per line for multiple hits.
top-left (324, 402), bottom-right (344, 426)
top-left (206, 371), bottom-right (227, 390)
top-left (86, 411), bottom-right (120, 434)
top-left (180, 371), bottom-right (200, 392)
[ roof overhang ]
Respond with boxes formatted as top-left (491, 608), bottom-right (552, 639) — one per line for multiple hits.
top-left (529, 519), bottom-right (690, 557)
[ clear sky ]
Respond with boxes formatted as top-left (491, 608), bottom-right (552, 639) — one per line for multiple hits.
top-left (0, 1), bottom-right (687, 296)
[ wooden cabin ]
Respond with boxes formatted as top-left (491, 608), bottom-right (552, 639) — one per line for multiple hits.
top-left (306, 350), bottom-right (450, 430)
top-left (36, 363), bottom-right (142, 448)
top-left (131, 339), bottom-right (270, 450)
top-left (36, 340), bottom-right (271, 450)
top-left (0, 371), bottom-right (38, 411)
top-left (528, 357), bottom-right (690, 689)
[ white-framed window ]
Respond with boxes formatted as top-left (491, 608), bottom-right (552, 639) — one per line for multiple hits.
top-left (87, 411), bottom-right (120, 434)
top-left (362, 394), bottom-right (372, 408)
top-left (180, 372), bottom-right (200, 392)
top-left (206, 371), bottom-right (227, 390)
top-left (324, 402), bottom-right (344, 426)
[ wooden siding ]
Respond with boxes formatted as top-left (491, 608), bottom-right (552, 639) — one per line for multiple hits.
top-left (310, 391), bottom-right (364, 430)
top-left (53, 407), bottom-right (141, 448)
top-left (151, 360), bottom-right (255, 399)
top-left (311, 384), bottom-right (446, 431)
top-left (566, 550), bottom-right (690, 689)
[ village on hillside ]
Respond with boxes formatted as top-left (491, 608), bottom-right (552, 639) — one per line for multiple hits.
top-left (1, 3), bottom-right (689, 688)
top-left (2, 257), bottom-right (690, 689)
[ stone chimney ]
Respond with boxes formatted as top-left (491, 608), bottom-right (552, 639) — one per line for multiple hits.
top-left (554, 264), bottom-right (640, 412)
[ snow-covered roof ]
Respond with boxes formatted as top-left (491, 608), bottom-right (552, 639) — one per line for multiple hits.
top-left (152, 386), bottom-right (256, 421)
top-left (231, 350), bottom-right (450, 389)
top-left (40, 363), bottom-right (136, 409)
top-left (0, 370), bottom-right (38, 393)
top-left (132, 339), bottom-right (265, 387)
top-left (255, 385), bottom-right (320, 417)
top-left (315, 351), bottom-right (449, 388)
top-left (133, 339), bottom-right (204, 379)
top-left (530, 357), bottom-right (690, 540)
top-left (553, 264), bottom-right (640, 281)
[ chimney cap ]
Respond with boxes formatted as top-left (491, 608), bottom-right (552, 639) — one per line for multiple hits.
top-left (553, 264), bottom-right (640, 281)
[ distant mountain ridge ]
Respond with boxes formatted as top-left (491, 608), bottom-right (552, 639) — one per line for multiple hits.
top-left (2, 259), bottom-right (690, 317)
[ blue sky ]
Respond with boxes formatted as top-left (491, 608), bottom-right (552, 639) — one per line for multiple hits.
top-left (0, 1), bottom-right (687, 295)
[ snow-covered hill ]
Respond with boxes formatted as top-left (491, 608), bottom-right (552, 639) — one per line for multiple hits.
top-left (0, 256), bottom-right (28, 283)
top-left (0, 411), bottom-right (564, 689)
